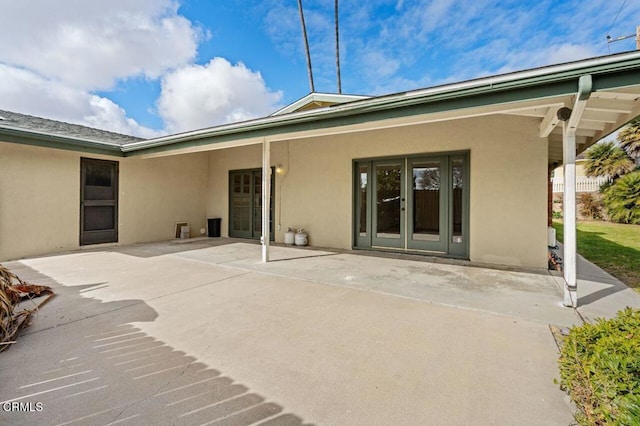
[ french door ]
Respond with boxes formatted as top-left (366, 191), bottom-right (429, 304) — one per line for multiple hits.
top-left (80, 158), bottom-right (119, 245)
top-left (229, 168), bottom-right (274, 240)
top-left (354, 153), bottom-right (468, 258)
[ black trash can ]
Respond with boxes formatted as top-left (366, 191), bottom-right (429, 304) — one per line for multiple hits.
top-left (207, 218), bottom-right (221, 237)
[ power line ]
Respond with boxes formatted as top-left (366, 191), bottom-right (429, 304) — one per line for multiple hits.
top-left (607, 0), bottom-right (627, 36)
top-left (606, 0), bottom-right (628, 53)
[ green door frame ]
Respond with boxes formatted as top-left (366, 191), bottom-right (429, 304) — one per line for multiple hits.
top-left (353, 151), bottom-right (469, 259)
top-left (80, 157), bottom-right (119, 246)
top-left (229, 168), bottom-right (275, 240)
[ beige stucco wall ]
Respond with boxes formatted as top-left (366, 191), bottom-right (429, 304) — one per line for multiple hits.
top-left (552, 160), bottom-right (587, 178)
top-left (1, 113), bottom-right (548, 267)
top-left (0, 142), bottom-right (207, 260)
top-left (207, 115), bottom-right (548, 268)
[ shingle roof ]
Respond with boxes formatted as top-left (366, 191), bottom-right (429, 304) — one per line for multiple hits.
top-left (0, 109), bottom-right (143, 146)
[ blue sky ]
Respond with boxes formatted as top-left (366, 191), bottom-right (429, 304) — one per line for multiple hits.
top-left (0, 0), bottom-right (639, 137)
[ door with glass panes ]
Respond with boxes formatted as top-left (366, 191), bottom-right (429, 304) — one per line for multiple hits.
top-left (354, 153), bottom-right (468, 257)
top-left (229, 168), bottom-right (274, 240)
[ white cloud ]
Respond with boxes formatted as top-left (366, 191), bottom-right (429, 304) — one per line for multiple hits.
top-left (0, 0), bottom-right (201, 91)
top-left (157, 58), bottom-right (283, 133)
top-left (0, 64), bottom-right (162, 138)
top-left (362, 51), bottom-right (400, 79)
top-left (496, 44), bottom-right (600, 74)
top-left (0, 1), bottom-right (285, 136)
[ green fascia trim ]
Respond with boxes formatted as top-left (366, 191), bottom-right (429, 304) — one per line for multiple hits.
top-left (592, 68), bottom-right (640, 91)
top-left (0, 129), bottom-right (123, 157)
top-left (127, 80), bottom-right (578, 157)
top-left (127, 55), bottom-right (640, 157)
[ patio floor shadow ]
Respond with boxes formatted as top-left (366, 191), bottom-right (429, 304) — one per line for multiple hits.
top-left (0, 264), bottom-right (312, 426)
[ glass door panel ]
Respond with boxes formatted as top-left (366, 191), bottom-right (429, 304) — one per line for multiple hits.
top-left (372, 161), bottom-right (404, 248)
top-left (449, 156), bottom-right (468, 257)
top-left (253, 173), bottom-right (262, 235)
top-left (355, 163), bottom-right (371, 247)
top-left (408, 157), bottom-right (447, 252)
top-left (230, 172), bottom-right (252, 238)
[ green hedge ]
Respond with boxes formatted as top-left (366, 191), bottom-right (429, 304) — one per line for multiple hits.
top-left (557, 308), bottom-right (640, 425)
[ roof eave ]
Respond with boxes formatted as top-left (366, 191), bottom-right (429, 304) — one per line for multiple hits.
top-left (0, 126), bottom-right (124, 156)
top-left (123, 51), bottom-right (640, 155)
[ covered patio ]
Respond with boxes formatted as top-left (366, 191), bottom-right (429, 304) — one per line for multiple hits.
top-left (126, 52), bottom-right (640, 309)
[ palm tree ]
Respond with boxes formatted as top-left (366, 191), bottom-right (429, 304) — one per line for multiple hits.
top-left (618, 117), bottom-right (640, 160)
top-left (602, 170), bottom-right (640, 224)
top-left (584, 141), bottom-right (635, 180)
top-left (297, 0), bottom-right (314, 92)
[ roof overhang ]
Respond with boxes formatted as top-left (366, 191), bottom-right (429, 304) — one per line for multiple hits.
top-left (122, 51), bottom-right (640, 162)
top-left (0, 125), bottom-right (124, 156)
top-left (2, 52), bottom-right (640, 162)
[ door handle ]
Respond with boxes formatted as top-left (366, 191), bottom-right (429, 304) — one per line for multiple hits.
top-left (401, 207), bottom-right (405, 211)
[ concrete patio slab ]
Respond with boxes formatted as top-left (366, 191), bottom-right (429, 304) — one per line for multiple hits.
top-left (4, 239), bottom-right (627, 425)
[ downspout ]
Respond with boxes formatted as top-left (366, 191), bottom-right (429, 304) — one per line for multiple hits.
top-left (560, 74), bottom-right (592, 308)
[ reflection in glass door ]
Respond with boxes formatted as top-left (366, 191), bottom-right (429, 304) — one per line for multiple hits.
top-left (372, 162), bottom-right (404, 248)
top-left (355, 164), bottom-right (371, 248)
top-left (449, 155), bottom-right (467, 257)
top-left (354, 153), bottom-right (468, 258)
top-left (408, 157), bottom-right (447, 252)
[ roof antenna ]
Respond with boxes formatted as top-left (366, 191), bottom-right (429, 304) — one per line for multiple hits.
top-left (297, 0), bottom-right (315, 93)
top-left (606, 26), bottom-right (640, 52)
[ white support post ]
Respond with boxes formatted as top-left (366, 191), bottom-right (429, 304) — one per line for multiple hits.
top-left (262, 138), bottom-right (271, 263)
top-left (558, 75), bottom-right (591, 308)
top-left (562, 121), bottom-right (577, 308)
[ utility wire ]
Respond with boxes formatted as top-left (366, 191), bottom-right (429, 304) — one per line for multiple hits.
top-left (607, 0), bottom-right (627, 36)
top-left (606, 0), bottom-right (627, 53)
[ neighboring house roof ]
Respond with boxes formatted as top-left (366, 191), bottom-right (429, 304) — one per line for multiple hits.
top-left (270, 92), bottom-right (371, 116)
top-left (0, 109), bottom-right (142, 156)
top-left (0, 110), bottom-right (142, 145)
top-left (1, 51), bottom-right (640, 162)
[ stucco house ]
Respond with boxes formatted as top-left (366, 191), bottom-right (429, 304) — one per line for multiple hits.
top-left (2, 52), bottom-right (640, 306)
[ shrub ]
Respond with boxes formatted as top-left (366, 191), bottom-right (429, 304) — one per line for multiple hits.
top-left (578, 193), bottom-right (603, 220)
top-left (602, 171), bottom-right (640, 224)
top-left (557, 308), bottom-right (640, 425)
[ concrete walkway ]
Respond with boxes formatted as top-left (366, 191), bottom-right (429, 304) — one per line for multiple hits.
top-left (1, 239), bottom-right (636, 425)
top-left (550, 242), bottom-right (640, 322)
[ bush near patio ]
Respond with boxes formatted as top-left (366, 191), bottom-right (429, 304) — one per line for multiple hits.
top-left (602, 171), bottom-right (640, 225)
top-left (557, 307), bottom-right (640, 425)
top-left (582, 119), bottom-right (640, 225)
top-left (578, 193), bottom-right (604, 221)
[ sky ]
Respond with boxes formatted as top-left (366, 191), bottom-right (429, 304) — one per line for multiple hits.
top-left (0, 0), bottom-right (639, 138)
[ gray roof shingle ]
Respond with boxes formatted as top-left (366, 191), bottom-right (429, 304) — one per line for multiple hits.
top-left (0, 110), bottom-right (144, 146)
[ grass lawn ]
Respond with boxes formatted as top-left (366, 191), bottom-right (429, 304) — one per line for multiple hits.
top-left (552, 220), bottom-right (640, 291)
